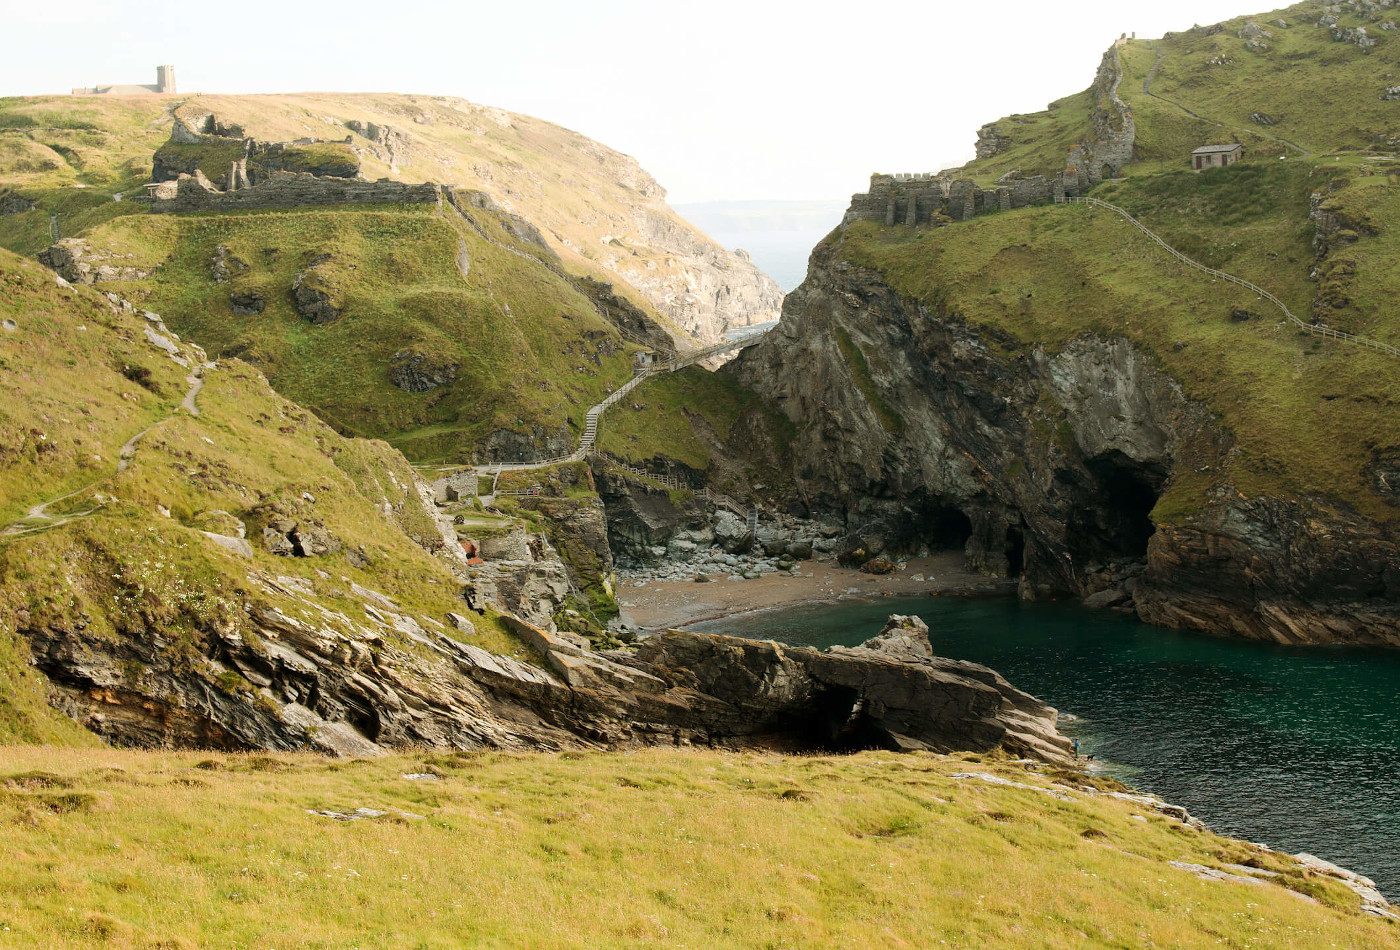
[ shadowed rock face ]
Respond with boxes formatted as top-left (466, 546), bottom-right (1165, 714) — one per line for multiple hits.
top-left (389, 351), bottom-right (460, 393)
top-left (726, 238), bottom-right (1400, 647)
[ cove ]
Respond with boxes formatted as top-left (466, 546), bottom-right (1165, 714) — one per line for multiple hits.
top-left (691, 595), bottom-right (1400, 896)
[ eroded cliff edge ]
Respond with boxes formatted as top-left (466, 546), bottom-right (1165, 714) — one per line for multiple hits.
top-left (726, 234), bottom-right (1400, 648)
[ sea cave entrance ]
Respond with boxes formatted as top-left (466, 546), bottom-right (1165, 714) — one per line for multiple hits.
top-left (1065, 452), bottom-right (1165, 564)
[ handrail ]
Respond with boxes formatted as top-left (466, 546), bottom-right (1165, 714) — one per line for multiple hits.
top-left (466, 329), bottom-right (770, 477)
top-left (1059, 196), bottom-right (1400, 359)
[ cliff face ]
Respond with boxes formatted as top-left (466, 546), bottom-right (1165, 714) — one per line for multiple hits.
top-left (625, 206), bottom-right (783, 341)
top-left (728, 240), bottom-right (1400, 648)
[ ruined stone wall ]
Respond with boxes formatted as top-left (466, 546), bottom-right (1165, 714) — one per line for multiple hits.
top-left (845, 44), bottom-right (1133, 229)
top-left (844, 172), bottom-right (1065, 227)
top-left (149, 170), bottom-right (441, 214)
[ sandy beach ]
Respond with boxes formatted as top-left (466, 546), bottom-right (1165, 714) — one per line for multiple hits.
top-left (616, 552), bottom-right (1015, 630)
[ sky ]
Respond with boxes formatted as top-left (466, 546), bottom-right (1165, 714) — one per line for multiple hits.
top-left (2, 0), bottom-right (1259, 204)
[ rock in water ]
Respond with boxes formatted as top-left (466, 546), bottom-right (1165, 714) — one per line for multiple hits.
top-left (615, 614), bottom-right (1074, 763)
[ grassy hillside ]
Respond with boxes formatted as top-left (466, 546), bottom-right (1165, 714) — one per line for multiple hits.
top-left (834, 172), bottom-right (1398, 522)
top-left (0, 746), bottom-right (1392, 949)
top-left (0, 97), bottom-right (166, 257)
top-left (0, 91), bottom-right (779, 347)
top-left (1120, 2), bottom-right (1400, 161)
top-left (0, 91), bottom-right (767, 463)
top-left (0, 246), bottom-right (526, 741)
top-left (799, 1), bottom-right (1400, 525)
top-left (960, 91), bottom-right (1100, 186)
top-left (72, 201), bottom-right (641, 462)
top-left (962, 2), bottom-right (1400, 184)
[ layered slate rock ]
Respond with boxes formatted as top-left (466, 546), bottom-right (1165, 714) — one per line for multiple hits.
top-left (612, 616), bottom-right (1073, 762)
top-left (727, 230), bottom-right (1400, 647)
top-left (26, 578), bottom-right (1071, 762)
top-left (291, 269), bottom-right (340, 325)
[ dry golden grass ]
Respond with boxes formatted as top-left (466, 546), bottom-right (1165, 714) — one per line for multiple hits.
top-left (0, 746), bottom-right (1393, 949)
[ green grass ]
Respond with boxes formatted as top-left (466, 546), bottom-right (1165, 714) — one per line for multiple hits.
top-left (834, 179), bottom-right (1400, 521)
top-left (269, 141), bottom-right (358, 174)
top-left (73, 203), bottom-right (641, 464)
top-left (0, 245), bottom-right (529, 742)
top-left (597, 365), bottom-right (765, 470)
top-left (1119, 5), bottom-right (1400, 160)
top-left (0, 746), bottom-right (1393, 949)
top-left (960, 88), bottom-right (1099, 185)
top-left (960, 4), bottom-right (1400, 187)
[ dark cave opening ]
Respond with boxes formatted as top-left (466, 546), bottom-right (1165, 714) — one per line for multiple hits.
top-left (923, 504), bottom-right (973, 552)
top-left (1005, 526), bottom-right (1025, 576)
top-left (1066, 453), bottom-right (1165, 564)
top-left (810, 686), bottom-right (896, 752)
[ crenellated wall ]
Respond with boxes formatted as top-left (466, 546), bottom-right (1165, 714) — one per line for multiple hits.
top-left (844, 172), bottom-right (1066, 226)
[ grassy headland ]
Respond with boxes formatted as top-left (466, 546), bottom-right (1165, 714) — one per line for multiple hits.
top-left (0, 746), bottom-right (1393, 949)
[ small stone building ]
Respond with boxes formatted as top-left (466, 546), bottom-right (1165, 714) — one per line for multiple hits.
top-left (1191, 144), bottom-right (1244, 171)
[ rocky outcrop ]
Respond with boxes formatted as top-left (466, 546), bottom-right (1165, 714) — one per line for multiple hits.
top-left (727, 236), bottom-right (1400, 647)
top-left (38, 239), bottom-right (152, 285)
top-left (460, 529), bottom-right (571, 630)
top-left (259, 518), bottom-right (343, 558)
top-left (291, 264), bottom-right (341, 325)
top-left (23, 582), bottom-right (1072, 762)
top-left (626, 206), bottom-right (783, 344)
top-left (229, 291), bottom-right (265, 316)
top-left (974, 124), bottom-right (1006, 159)
top-left (478, 424), bottom-right (574, 465)
top-left (613, 616), bottom-right (1073, 761)
top-left (574, 277), bottom-right (677, 353)
top-left (347, 120), bottom-right (413, 167)
top-left (210, 244), bottom-right (248, 283)
top-left (0, 191), bottom-right (35, 214)
top-left (389, 350), bottom-right (459, 393)
top-left (593, 466), bottom-right (711, 564)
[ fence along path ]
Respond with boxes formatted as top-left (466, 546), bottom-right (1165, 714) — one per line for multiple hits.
top-left (468, 327), bottom-right (770, 478)
top-left (1059, 196), bottom-right (1400, 358)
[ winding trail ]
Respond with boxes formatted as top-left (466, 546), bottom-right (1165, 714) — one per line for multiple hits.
top-left (1060, 196), bottom-right (1400, 358)
top-left (1139, 44), bottom-right (1312, 158)
top-left (1, 364), bottom-right (211, 539)
top-left (467, 329), bottom-right (770, 477)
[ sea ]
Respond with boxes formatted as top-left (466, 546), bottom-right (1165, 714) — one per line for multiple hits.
top-left (673, 200), bottom-right (848, 292)
top-left (693, 595), bottom-right (1400, 897)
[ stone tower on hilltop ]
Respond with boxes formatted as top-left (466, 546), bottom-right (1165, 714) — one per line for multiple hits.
top-left (72, 65), bottom-right (176, 96)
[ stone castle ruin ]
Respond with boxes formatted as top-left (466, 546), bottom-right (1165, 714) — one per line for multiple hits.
top-left (74, 65), bottom-right (176, 96)
top-left (846, 47), bottom-right (1134, 227)
top-left (145, 112), bottom-right (438, 213)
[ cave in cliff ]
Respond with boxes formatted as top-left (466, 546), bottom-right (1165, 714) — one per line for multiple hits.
top-left (921, 504), bottom-right (974, 552)
top-left (1065, 452), bottom-right (1166, 565)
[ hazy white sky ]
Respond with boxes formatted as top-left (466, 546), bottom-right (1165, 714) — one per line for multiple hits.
top-left (3, 0), bottom-right (1256, 203)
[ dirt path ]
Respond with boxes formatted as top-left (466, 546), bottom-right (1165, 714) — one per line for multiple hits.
top-left (2, 365), bottom-right (209, 539)
top-left (1141, 44), bottom-right (1312, 157)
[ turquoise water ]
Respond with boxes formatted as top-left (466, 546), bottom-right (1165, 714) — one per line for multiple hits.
top-left (692, 596), bottom-right (1400, 895)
